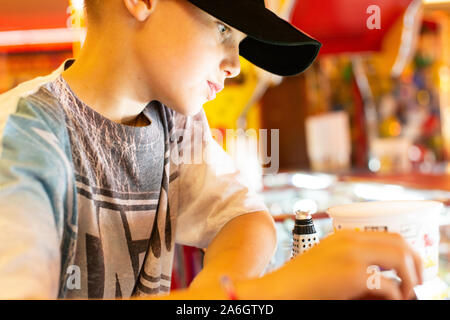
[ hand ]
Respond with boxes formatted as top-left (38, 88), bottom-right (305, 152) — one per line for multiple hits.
top-left (275, 230), bottom-right (423, 300)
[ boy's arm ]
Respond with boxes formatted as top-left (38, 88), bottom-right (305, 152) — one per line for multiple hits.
top-left (188, 210), bottom-right (276, 290)
top-left (140, 231), bottom-right (424, 300)
top-left (0, 177), bottom-right (61, 299)
top-left (174, 110), bottom-right (276, 289)
top-left (0, 97), bottom-right (66, 299)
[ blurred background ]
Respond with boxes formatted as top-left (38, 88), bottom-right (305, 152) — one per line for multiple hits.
top-left (0, 0), bottom-right (449, 297)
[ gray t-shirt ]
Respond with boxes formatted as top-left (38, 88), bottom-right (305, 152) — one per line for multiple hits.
top-left (0, 60), bottom-right (269, 299)
top-left (50, 76), bottom-right (165, 299)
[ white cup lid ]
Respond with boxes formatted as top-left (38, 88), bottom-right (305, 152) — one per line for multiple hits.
top-left (327, 200), bottom-right (443, 220)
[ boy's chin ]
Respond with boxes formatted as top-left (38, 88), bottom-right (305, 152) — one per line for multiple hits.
top-left (169, 103), bottom-right (204, 117)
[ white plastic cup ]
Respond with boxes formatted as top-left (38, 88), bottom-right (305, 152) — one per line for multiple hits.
top-left (327, 200), bottom-right (443, 283)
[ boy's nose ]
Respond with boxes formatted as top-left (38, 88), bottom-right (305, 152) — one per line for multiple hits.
top-left (222, 50), bottom-right (241, 79)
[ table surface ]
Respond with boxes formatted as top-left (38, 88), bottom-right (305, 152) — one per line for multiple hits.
top-left (264, 170), bottom-right (450, 298)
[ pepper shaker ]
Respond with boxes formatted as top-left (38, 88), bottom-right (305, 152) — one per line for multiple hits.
top-left (292, 211), bottom-right (320, 258)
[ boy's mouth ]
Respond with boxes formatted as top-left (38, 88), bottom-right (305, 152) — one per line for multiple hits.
top-left (207, 81), bottom-right (224, 101)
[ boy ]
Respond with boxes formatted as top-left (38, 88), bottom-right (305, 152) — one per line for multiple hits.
top-left (0, 0), bottom-right (422, 300)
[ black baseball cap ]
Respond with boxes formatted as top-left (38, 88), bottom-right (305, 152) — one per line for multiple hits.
top-left (187, 0), bottom-right (322, 76)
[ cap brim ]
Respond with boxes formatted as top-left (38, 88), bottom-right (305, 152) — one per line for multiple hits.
top-left (187, 0), bottom-right (322, 76)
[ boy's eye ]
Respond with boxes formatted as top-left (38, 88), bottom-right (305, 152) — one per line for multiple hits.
top-left (217, 23), bottom-right (230, 37)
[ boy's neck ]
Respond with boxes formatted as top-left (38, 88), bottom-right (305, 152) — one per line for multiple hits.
top-left (61, 34), bottom-right (154, 126)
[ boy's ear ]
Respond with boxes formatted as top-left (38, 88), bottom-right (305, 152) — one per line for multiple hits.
top-left (123, 0), bottom-right (157, 21)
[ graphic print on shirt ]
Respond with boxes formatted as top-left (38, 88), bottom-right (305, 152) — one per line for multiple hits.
top-left (49, 77), bottom-right (174, 299)
top-left (74, 176), bottom-right (162, 298)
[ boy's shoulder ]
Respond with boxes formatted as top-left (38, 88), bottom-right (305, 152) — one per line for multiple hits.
top-left (0, 61), bottom-right (68, 142)
top-left (0, 62), bottom-right (65, 111)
